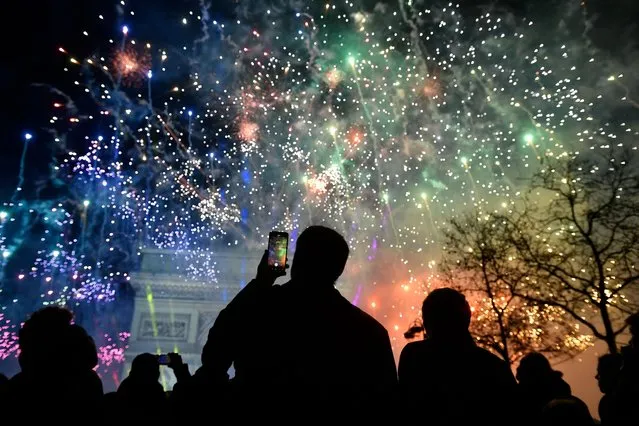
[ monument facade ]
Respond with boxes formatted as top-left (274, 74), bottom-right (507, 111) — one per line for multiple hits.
top-left (124, 248), bottom-right (262, 389)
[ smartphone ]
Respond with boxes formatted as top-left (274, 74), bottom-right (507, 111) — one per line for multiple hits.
top-left (157, 354), bottom-right (170, 365)
top-left (267, 231), bottom-right (289, 271)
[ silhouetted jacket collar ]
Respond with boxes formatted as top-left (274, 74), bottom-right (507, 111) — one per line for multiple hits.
top-left (426, 331), bottom-right (476, 351)
top-left (280, 279), bottom-right (341, 296)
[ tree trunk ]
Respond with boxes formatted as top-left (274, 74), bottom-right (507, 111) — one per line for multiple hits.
top-left (600, 302), bottom-right (618, 354)
top-left (497, 311), bottom-right (511, 365)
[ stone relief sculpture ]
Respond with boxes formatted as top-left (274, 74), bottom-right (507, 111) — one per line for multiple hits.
top-left (139, 313), bottom-right (190, 341)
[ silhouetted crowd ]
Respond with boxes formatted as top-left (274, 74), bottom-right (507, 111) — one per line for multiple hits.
top-left (0, 226), bottom-right (637, 425)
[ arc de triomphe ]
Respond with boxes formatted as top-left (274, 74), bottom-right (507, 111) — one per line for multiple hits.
top-left (124, 248), bottom-right (262, 388)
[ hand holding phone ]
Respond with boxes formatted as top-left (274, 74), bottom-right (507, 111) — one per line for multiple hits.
top-left (157, 354), bottom-right (170, 365)
top-left (267, 231), bottom-right (289, 271)
top-left (256, 231), bottom-right (289, 284)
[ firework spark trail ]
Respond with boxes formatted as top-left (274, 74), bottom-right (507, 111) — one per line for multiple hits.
top-left (397, 0), bottom-right (430, 75)
top-left (144, 73), bottom-right (154, 245)
top-left (348, 60), bottom-right (400, 244)
top-left (611, 77), bottom-right (639, 110)
top-left (299, 12), bottom-right (320, 69)
top-left (195, 0), bottom-right (212, 48)
top-left (115, 26), bottom-right (129, 89)
top-left (11, 134), bottom-right (32, 203)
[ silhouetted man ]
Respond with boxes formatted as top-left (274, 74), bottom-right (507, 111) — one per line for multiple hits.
top-left (517, 351), bottom-right (571, 426)
top-left (541, 396), bottom-right (595, 426)
top-left (398, 288), bottom-right (519, 426)
top-left (609, 312), bottom-right (639, 425)
top-left (596, 353), bottom-right (622, 425)
top-left (117, 353), bottom-right (166, 416)
top-left (201, 226), bottom-right (397, 424)
top-left (4, 307), bottom-right (103, 422)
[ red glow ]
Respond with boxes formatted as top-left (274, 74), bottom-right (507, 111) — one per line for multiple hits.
top-left (422, 78), bottom-right (441, 98)
top-left (112, 47), bottom-right (151, 87)
top-left (238, 120), bottom-right (260, 142)
top-left (346, 126), bottom-right (365, 147)
top-left (325, 68), bottom-right (343, 89)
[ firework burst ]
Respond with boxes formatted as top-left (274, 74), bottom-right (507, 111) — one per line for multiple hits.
top-left (112, 47), bottom-right (151, 86)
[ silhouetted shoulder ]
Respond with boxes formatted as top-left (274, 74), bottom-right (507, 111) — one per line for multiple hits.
top-left (399, 339), bottom-right (512, 374)
top-left (398, 340), bottom-right (433, 376)
top-left (331, 290), bottom-right (389, 333)
top-left (399, 339), bottom-right (433, 359)
top-left (356, 303), bottom-right (391, 334)
top-left (277, 282), bottom-right (389, 339)
top-left (473, 345), bottom-right (511, 367)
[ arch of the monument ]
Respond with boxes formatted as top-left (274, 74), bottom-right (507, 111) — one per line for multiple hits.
top-left (125, 248), bottom-right (262, 388)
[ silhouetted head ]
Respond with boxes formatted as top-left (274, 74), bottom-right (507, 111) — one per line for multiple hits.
top-left (18, 306), bottom-right (74, 371)
top-left (627, 312), bottom-right (639, 342)
top-left (596, 353), bottom-right (622, 394)
top-left (541, 397), bottom-right (594, 426)
top-left (19, 307), bottom-right (73, 345)
top-left (65, 324), bottom-right (99, 371)
top-left (290, 226), bottom-right (349, 285)
top-left (130, 353), bottom-right (160, 382)
top-left (516, 352), bottom-right (554, 384)
top-left (420, 288), bottom-right (471, 340)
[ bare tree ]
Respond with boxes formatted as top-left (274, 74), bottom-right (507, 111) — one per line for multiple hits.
top-left (440, 211), bottom-right (591, 365)
top-left (510, 149), bottom-right (639, 353)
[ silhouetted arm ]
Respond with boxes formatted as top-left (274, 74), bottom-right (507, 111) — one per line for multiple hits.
top-left (496, 361), bottom-right (521, 426)
top-left (200, 277), bottom-right (268, 378)
top-left (361, 327), bottom-right (398, 424)
top-left (200, 250), bottom-right (285, 383)
top-left (379, 329), bottom-right (399, 388)
top-left (397, 343), bottom-right (427, 423)
top-left (397, 342), bottom-right (420, 388)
